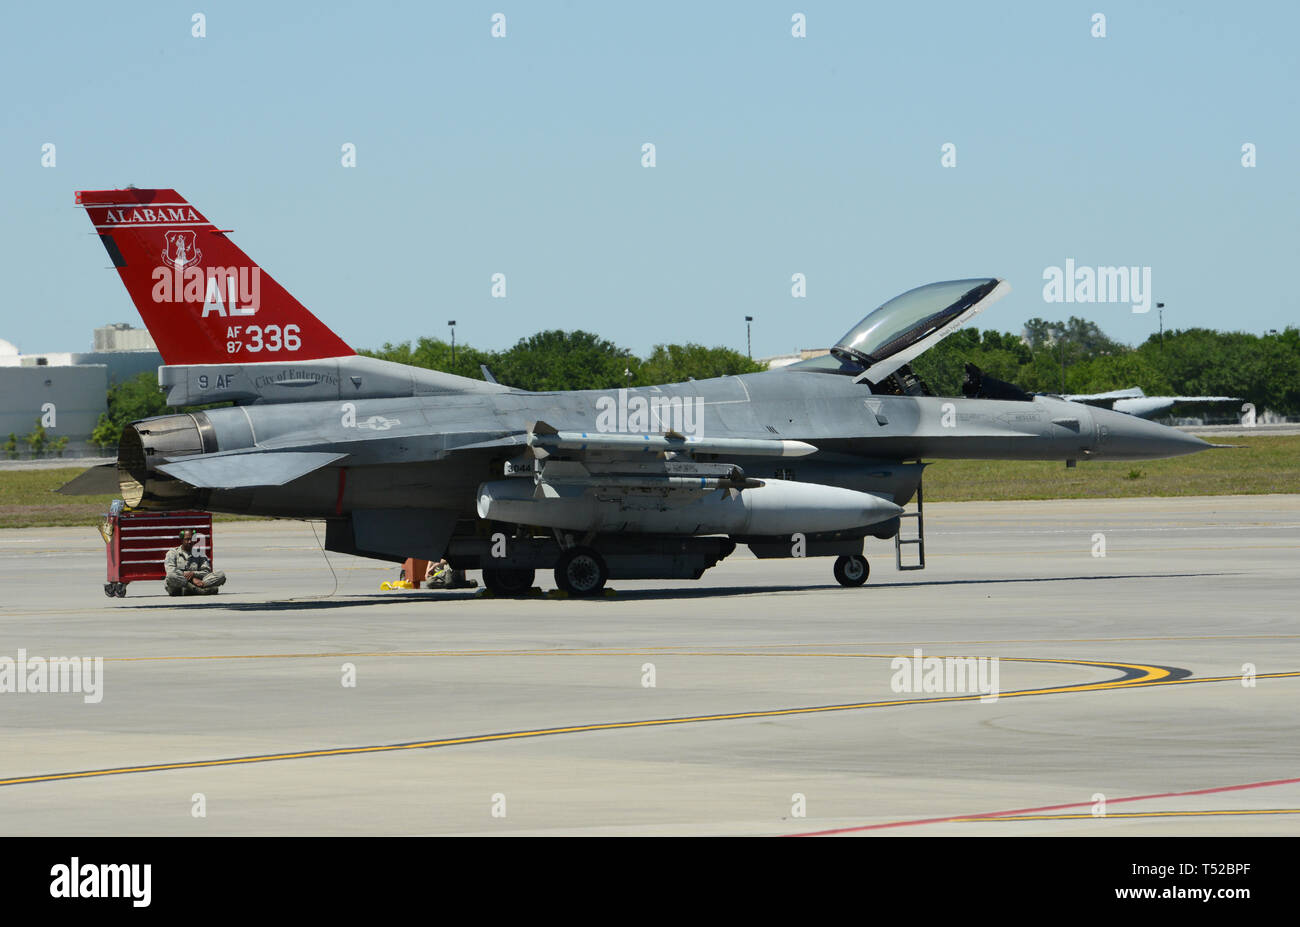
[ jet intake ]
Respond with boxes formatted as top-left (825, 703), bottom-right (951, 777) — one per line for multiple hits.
top-left (117, 412), bottom-right (218, 509)
top-left (476, 477), bottom-right (902, 536)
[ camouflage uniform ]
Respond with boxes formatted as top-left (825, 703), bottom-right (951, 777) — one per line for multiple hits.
top-left (164, 546), bottom-right (227, 596)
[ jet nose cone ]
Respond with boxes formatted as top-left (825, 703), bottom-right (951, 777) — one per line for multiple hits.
top-left (1094, 408), bottom-right (1212, 459)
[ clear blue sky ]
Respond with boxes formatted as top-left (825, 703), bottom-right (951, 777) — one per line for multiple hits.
top-left (2, 1), bottom-right (1296, 358)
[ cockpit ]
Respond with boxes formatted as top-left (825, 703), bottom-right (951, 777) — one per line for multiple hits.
top-left (787, 277), bottom-right (1015, 397)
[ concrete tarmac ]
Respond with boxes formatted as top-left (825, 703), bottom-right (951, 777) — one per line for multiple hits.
top-left (0, 495), bottom-right (1296, 836)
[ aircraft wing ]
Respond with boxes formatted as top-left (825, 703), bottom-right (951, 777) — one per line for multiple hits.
top-left (1109, 395), bottom-right (1241, 418)
top-left (443, 422), bottom-right (817, 460)
top-left (441, 421), bottom-right (817, 503)
top-left (525, 421), bottom-right (816, 459)
top-left (1064, 388), bottom-right (1146, 403)
top-left (1064, 389), bottom-right (1242, 419)
top-left (1065, 389), bottom-right (1239, 405)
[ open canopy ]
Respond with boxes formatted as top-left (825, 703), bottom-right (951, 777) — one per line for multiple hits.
top-left (823, 278), bottom-right (1008, 383)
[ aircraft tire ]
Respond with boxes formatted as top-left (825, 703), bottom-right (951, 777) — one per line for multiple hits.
top-left (555, 547), bottom-right (608, 596)
top-left (833, 554), bottom-right (869, 587)
top-left (483, 567), bottom-right (535, 596)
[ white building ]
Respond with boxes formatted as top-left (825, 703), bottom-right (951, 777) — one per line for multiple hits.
top-left (0, 325), bottom-right (163, 458)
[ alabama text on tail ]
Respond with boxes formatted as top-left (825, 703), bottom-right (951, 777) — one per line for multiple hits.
top-left (76, 189), bottom-right (353, 365)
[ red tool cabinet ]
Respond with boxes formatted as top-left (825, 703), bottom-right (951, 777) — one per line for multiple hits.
top-left (103, 510), bottom-right (213, 597)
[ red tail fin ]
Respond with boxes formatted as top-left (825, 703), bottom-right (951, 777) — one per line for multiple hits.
top-left (76, 189), bottom-right (354, 365)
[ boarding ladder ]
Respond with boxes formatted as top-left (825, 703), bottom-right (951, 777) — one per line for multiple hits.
top-left (894, 473), bottom-right (925, 571)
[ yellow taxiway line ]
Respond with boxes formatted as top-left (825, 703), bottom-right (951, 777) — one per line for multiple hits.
top-left (1, 654), bottom-right (1294, 788)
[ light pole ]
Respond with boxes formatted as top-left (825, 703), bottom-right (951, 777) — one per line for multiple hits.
top-left (448, 320), bottom-right (457, 366)
top-left (745, 316), bottom-right (753, 359)
top-left (1048, 326), bottom-right (1067, 394)
top-left (1156, 302), bottom-right (1165, 349)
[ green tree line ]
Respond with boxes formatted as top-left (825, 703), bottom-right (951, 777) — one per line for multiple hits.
top-left (909, 318), bottom-right (1300, 416)
top-left (361, 330), bottom-right (766, 391)
top-left (86, 321), bottom-right (1299, 451)
top-left (85, 332), bottom-right (765, 449)
top-left (373, 322), bottom-right (1299, 415)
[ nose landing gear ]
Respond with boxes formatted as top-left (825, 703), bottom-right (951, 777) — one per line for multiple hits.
top-left (833, 554), bottom-right (869, 587)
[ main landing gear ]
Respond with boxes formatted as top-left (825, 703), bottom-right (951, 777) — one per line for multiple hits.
top-left (481, 567), bottom-right (536, 596)
top-left (832, 554), bottom-right (869, 587)
top-left (554, 546), bottom-right (609, 596)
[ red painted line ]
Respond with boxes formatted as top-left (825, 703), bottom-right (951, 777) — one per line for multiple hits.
top-left (334, 467), bottom-right (347, 516)
top-left (785, 775), bottom-right (1300, 836)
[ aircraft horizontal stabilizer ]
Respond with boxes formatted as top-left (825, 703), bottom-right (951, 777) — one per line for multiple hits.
top-left (156, 451), bottom-right (347, 489)
top-left (56, 463), bottom-right (119, 496)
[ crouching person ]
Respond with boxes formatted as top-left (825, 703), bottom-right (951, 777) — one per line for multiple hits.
top-left (164, 528), bottom-right (226, 596)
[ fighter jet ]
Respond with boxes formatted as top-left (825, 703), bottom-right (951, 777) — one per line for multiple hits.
top-left (63, 189), bottom-right (1212, 595)
top-left (1059, 387), bottom-right (1241, 420)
